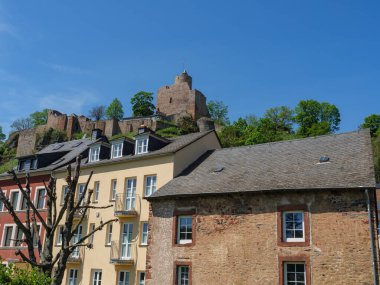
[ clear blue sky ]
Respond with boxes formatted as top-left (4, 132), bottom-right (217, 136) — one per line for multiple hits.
top-left (0, 0), bottom-right (379, 136)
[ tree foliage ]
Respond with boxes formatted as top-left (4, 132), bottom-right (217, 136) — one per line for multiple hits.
top-left (30, 109), bottom-right (48, 127)
top-left (207, 100), bottom-right (229, 125)
top-left (10, 118), bottom-right (34, 132)
top-left (106, 98), bottom-right (124, 120)
top-left (130, 91), bottom-right (155, 117)
top-left (264, 106), bottom-right (294, 133)
top-left (360, 114), bottom-right (380, 137)
top-left (176, 116), bottom-right (199, 135)
top-left (0, 126), bottom-right (5, 141)
top-left (0, 158), bottom-right (117, 285)
top-left (89, 105), bottom-right (106, 121)
top-left (0, 261), bottom-right (52, 285)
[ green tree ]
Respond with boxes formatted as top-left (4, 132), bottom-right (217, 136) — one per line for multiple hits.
top-left (177, 116), bottom-right (199, 135)
top-left (264, 106), bottom-right (294, 133)
top-left (30, 109), bottom-right (48, 126)
top-left (0, 126), bottom-right (5, 141)
top-left (360, 114), bottom-right (380, 137)
top-left (10, 118), bottom-right (33, 131)
top-left (106, 98), bottom-right (124, 120)
top-left (89, 105), bottom-right (106, 121)
top-left (0, 261), bottom-right (52, 285)
top-left (207, 100), bottom-right (229, 125)
top-left (130, 91), bottom-right (155, 117)
top-left (294, 100), bottom-right (340, 137)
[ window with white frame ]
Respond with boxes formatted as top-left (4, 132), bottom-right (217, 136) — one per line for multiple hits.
top-left (283, 211), bottom-right (305, 242)
top-left (20, 196), bottom-right (27, 210)
top-left (89, 146), bottom-right (100, 162)
top-left (144, 175), bottom-right (156, 197)
top-left (77, 184), bottom-right (86, 205)
top-left (35, 188), bottom-right (46, 209)
top-left (0, 199), bottom-right (3, 212)
top-left (106, 224), bottom-right (112, 245)
top-left (141, 222), bottom-right (148, 245)
top-left (57, 226), bottom-right (64, 246)
top-left (14, 226), bottom-right (23, 246)
top-left (284, 262), bottom-right (306, 285)
top-left (111, 141), bottom-right (123, 158)
top-left (9, 190), bottom-right (20, 210)
top-left (138, 272), bottom-right (145, 285)
top-left (2, 225), bottom-right (14, 246)
top-left (177, 216), bottom-right (192, 244)
top-left (92, 270), bottom-right (102, 285)
top-left (68, 269), bottom-right (78, 285)
top-left (32, 224), bottom-right (41, 247)
top-left (177, 266), bottom-right (190, 285)
top-left (111, 179), bottom-right (117, 200)
top-left (61, 185), bottom-right (69, 205)
top-left (94, 182), bottom-right (100, 202)
top-left (118, 271), bottom-right (130, 285)
top-left (89, 223), bottom-right (95, 244)
top-left (135, 137), bottom-right (148, 154)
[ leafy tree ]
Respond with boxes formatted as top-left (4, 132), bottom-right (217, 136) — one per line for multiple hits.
top-left (130, 91), bottom-right (155, 117)
top-left (360, 114), bottom-right (380, 137)
top-left (10, 118), bottom-right (33, 131)
top-left (89, 105), bottom-right (106, 121)
top-left (177, 116), bottom-right (199, 135)
top-left (264, 106), bottom-right (294, 133)
top-left (294, 100), bottom-right (340, 137)
top-left (30, 109), bottom-right (48, 126)
top-left (207, 100), bottom-right (229, 125)
top-left (0, 126), bottom-right (5, 141)
top-left (0, 261), bottom-right (52, 285)
top-left (106, 98), bottom-right (124, 120)
top-left (0, 158), bottom-right (117, 285)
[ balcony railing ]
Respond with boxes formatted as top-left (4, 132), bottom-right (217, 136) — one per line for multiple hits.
top-left (114, 194), bottom-right (140, 217)
top-left (67, 246), bottom-right (84, 264)
top-left (73, 199), bottom-right (89, 220)
top-left (110, 240), bottom-right (137, 265)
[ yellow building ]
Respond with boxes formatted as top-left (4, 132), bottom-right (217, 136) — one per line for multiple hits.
top-left (53, 128), bottom-right (220, 285)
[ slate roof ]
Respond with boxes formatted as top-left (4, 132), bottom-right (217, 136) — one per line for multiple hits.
top-left (149, 129), bottom-right (376, 199)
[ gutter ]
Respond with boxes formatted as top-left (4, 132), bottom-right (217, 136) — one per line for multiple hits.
top-left (365, 188), bottom-right (379, 285)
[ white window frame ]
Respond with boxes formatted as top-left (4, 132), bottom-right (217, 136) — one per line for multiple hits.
top-left (89, 223), bottom-right (95, 244)
top-left (94, 181), bottom-right (100, 202)
top-left (92, 270), bottom-right (102, 285)
top-left (284, 262), bottom-right (306, 285)
top-left (89, 145), bottom-right (100, 162)
top-left (144, 175), bottom-right (156, 197)
top-left (177, 216), bottom-right (193, 244)
top-left (9, 189), bottom-right (20, 211)
top-left (118, 270), bottom-right (130, 285)
top-left (68, 268), bottom-right (78, 285)
top-left (111, 179), bottom-right (117, 201)
top-left (282, 211), bottom-right (305, 242)
top-left (34, 187), bottom-right (46, 209)
top-left (56, 226), bottom-right (64, 246)
top-left (177, 266), bottom-right (190, 285)
top-left (106, 224), bottom-right (112, 246)
top-left (77, 184), bottom-right (86, 206)
top-left (61, 185), bottom-right (69, 205)
top-left (141, 222), bottom-right (148, 245)
top-left (1, 224), bottom-right (15, 247)
top-left (138, 272), bottom-right (145, 285)
top-left (32, 223), bottom-right (42, 247)
top-left (135, 137), bottom-right (149, 154)
top-left (111, 141), bottom-right (123, 159)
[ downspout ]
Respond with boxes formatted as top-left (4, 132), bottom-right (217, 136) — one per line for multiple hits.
top-left (365, 188), bottom-right (378, 285)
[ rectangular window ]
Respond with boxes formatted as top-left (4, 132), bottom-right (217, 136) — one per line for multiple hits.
top-left (77, 184), bottom-right (86, 205)
top-left (15, 226), bottom-right (23, 246)
top-left (61, 185), bottom-right (69, 205)
top-left (89, 146), bottom-right (100, 162)
top-left (138, 272), bottom-right (145, 285)
top-left (3, 226), bottom-right (13, 247)
top-left (106, 224), bottom-right (112, 245)
top-left (0, 199), bottom-right (3, 211)
top-left (35, 188), bottom-right (46, 209)
top-left (89, 223), bottom-right (95, 244)
top-left (68, 269), bottom-right (78, 285)
top-left (118, 271), bottom-right (130, 285)
top-left (92, 270), bottom-right (102, 285)
top-left (177, 216), bottom-right (192, 244)
top-left (94, 182), bottom-right (100, 202)
top-left (20, 196), bottom-right (27, 210)
top-left (10, 191), bottom-right (19, 210)
top-left (112, 142), bottom-right (123, 158)
top-left (176, 266), bottom-right (190, 285)
top-left (141, 222), bottom-right (148, 245)
top-left (111, 180), bottom-right (117, 200)
top-left (33, 225), bottom-right (41, 247)
top-left (144, 175), bottom-right (156, 197)
top-left (125, 178), bottom-right (136, 211)
top-left (57, 226), bottom-right (64, 246)
top-left (136, 138), bottom-right (148, 154)
top-left (283, 212), bottom-right (304, 242)
top-left (284, 262), bottom-right (306, 285)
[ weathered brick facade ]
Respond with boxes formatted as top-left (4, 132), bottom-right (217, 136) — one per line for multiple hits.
top-left (146, 189), bottom-right (379, 285)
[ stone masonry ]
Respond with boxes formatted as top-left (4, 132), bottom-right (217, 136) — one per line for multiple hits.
top-left (146, 189), bottom-right (379, 285)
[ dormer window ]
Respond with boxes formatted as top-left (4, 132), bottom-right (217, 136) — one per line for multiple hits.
top-left (89, 146), bottom-right (100, 162)
top-left (111, 141), bottom-right (123, 159)
top-left (136, 137), bottom-right (149, 154)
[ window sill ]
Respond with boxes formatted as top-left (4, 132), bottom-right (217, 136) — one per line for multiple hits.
top-left (105, 244), bottom-right (111, 247)
top-left (278, 241), bottom-right (309, 247)
top-left (139, 243), bottom-right (148, 247)
top-left (174, 242), bottom-right (194, 247)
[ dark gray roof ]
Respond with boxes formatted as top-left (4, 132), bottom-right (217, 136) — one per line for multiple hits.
top-left (149, 130), bottom-right (376, 199)
top-left (37, 138), bottom-right (91, 154)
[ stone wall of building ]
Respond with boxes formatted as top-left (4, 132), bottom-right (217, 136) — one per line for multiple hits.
top-left (146, 189), bottom-right (379, 285)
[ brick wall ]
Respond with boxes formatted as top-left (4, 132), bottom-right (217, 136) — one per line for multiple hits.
top-left (146, 189), bottom-right (379, 285)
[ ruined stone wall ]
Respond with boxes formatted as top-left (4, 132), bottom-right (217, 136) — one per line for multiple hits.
top-left (146, 189), bottom-right (379, 285)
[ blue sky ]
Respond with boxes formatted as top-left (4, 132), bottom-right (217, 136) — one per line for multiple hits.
top-left (0, 0), bottom-right (379, 136)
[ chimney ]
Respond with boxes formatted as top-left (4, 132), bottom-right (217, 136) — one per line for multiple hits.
top-left (91, 129), bottom-right (102, 141)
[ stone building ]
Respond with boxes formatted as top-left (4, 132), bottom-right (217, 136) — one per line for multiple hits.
top-left (146, 130), bottom-right (379, 285)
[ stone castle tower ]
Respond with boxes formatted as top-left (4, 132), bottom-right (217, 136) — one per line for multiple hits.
top-left (156, 71), bottom-right (210, 121)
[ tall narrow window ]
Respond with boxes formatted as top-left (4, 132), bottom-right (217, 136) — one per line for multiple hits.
top-left (61, 185), bottom-right (69, 205)
top-left (10, 191), bottom-right (19, 210)
top-left (72, 225), bottom-right (82, 257)
top-left (89, 146), bottom-right (100, 162)
top-left (106, 224), bottom-right (112, 245)
top-left (118, 271), bottom-right (130, 285)
top-left (284, 262), bottom-right (306, 285)
top-left (94, 182), bottom-right (100, 202)
top-left (144, 175), bottom-right (156, 197)
top-left (68, 269), bottom-right (78, 285)
top-left (36, 188), bottom-right (46, 209)
top-left (135, 137), bottom-right (149, 154)
top-left (0, 199), bottom-right (3, 212)
top-left (177, 216), bottom-right (193, 244)
top-left (32, 225), bottom-right (41, 247)
top-left (57, 226), bottom-right (64, 246)
top-left (176, 266), bottom-right (190, 285)
top-left (111, 141), bottom-right (123, 158)
top-left (125, 178), bottom-right (136, 211)
top-left (15, 226), bottom-right (23, 246)
top-left (89, 223), bottom-right (95, 244)
top-left (92, 270), bottom-right (102, 285)
top-left (111, 180), bottom-right (117, 200)
top-left (139, 272), bottom-right (145, 285)
top-left (3, 226), bottom-right (13, 246)
top-left (21, 196), bottom-right (27, 210)
top-left (77, 184), bottom-right (86, 206)
top-left (283, 211), bottom-right (305, 242)
top-left (141, 222), bottom-right (148, 245)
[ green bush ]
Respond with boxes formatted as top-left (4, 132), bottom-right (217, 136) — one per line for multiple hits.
top-left (0, 262), bottom-right (52, 285)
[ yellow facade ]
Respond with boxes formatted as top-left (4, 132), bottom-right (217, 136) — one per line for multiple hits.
top-left (53, 132), bottom-right (220, 285)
